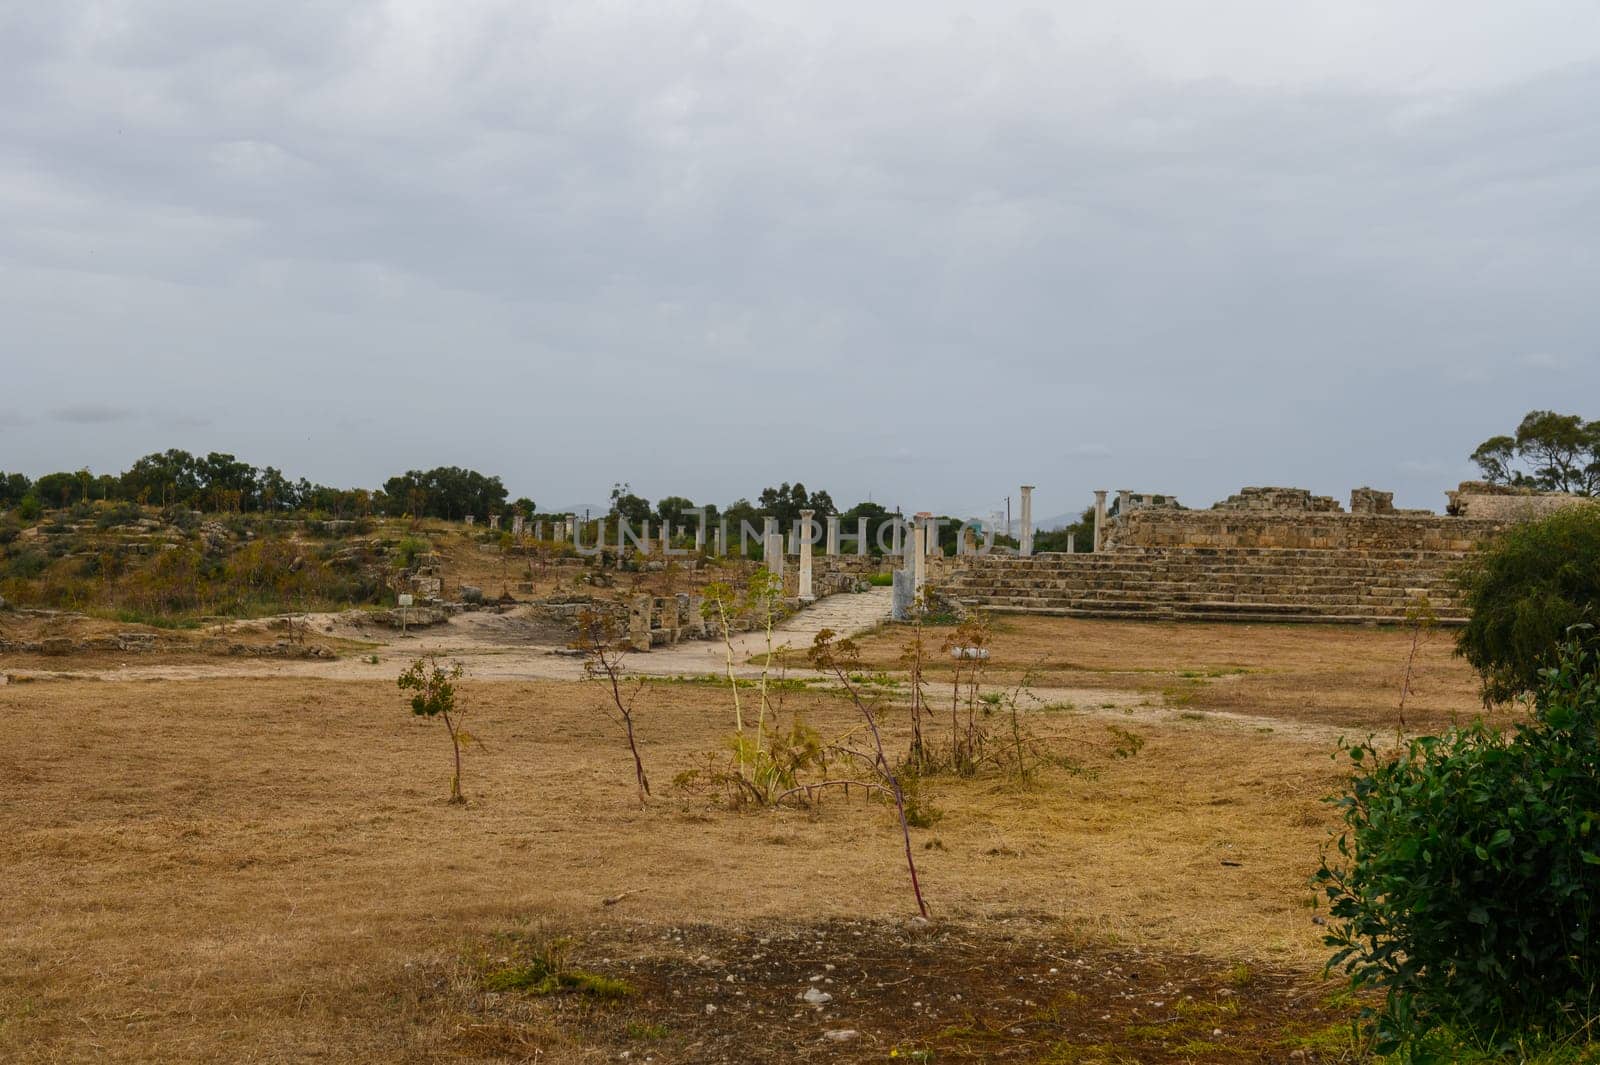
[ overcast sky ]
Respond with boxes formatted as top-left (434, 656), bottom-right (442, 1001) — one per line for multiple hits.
top-left (2, 1), bottom-right (1597, 522)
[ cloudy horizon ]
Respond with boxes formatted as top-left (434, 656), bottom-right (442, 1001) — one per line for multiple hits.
top-left (2, 1), bottom-right (1597, 523)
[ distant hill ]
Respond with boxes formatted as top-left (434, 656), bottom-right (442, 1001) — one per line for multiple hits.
top-left (1034, 512), bottom-right (1082, 532)
top-left (547, 503), bottom-right (609, 519)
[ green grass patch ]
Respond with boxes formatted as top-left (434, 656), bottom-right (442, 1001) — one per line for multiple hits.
top-left (483, 960), bottom-right (630, 999)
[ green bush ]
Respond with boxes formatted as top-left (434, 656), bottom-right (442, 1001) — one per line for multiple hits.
top-left (16, 495), bottom-right (41, 522)
top-left (1457, 504), bottom-right (1600, 702)
top-left (395, 536), bottom-right (428, 570)
top-left (1318, 636), bottom-right (1600, 1056)
top-left (95, 501), bottom-right (144, 529)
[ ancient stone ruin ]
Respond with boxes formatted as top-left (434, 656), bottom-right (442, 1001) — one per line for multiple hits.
top-left (940, 481), bottom-right (1592, 626)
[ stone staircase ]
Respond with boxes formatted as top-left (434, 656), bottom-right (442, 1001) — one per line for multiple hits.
top-left (940, 546), bottom-right (1469, 625)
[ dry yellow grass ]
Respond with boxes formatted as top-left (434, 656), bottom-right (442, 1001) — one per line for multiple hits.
top-left (0, 617), bottom-right (1496, 1062)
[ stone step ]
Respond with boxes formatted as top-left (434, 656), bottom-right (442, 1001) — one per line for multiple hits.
top-left (940, 543), bottom-right (1469, 627)
top-left (954, 598), bottom-right (1468, 626)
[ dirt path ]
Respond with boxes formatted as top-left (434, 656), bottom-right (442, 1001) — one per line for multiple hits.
top-left (624, 586), bottom-right (894, 677)
top-left (0, 588), bottom-right (1363, 748)
top-left (13, 588), bottom-right (895, 685)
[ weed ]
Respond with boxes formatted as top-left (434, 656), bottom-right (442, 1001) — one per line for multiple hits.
top-left (1106, 725), bottom-right (1145, 759)
top-left (483, 947), bottom-right (631, 999)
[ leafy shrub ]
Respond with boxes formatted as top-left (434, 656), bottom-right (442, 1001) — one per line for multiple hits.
top-left (95, 501), bottom-right (144, 529)
top-left (4, 549), bottom-right (50, 580)
top-left (1457, 504), bottom-right (1600, 702)
top-left (16, 495), bottom-right (41, 522)
top-left (1318, 637), bottom-right (1600, 1055)
top-left (394, 536), bottom-right (428, 570)
top-left (161, 505), bottom-right (199, 532)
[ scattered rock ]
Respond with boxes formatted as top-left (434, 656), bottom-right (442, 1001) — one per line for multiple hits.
top-left (801, 987), bottom-right (833, 1006)
top-left (371, 606), bottom-right (450, 630)
top-left (822, 1029), bottom-right (859, 1042)
top-left (460, 585), bottom-right (484, 605)
top-left (114, 632), bottom-right (157, 653)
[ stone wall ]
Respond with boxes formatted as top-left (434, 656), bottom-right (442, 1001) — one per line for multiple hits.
top-left (1106, 509), bottom-right (1508, 552)
top-left (1348, 487), bottom-right (1393, 515)
top-left (814, 555), bottom-right (891, 580)
top-left (1444, 481), bottom-right (1590, 521)
top-left (1213, 487), bottom-right (1342, 513)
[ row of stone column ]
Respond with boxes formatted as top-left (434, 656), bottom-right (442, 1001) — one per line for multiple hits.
top-left (463, 515), bottom-right (574, 540)
top-left (1013, 485), bottom-right (1109, 557)
top-left (466, 487), bottom-right (1121, 560)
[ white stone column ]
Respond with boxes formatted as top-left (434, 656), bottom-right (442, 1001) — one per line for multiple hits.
top-left (1019, 485), bottom-right (1034, 557)
top-left (694, 520), bottom-right (705, 553)
top-left (798, 509), bottom-right (815, 600)
top-left (1093, 491), bottom-right (1108, 552)
top-left (763, 517), bottom-right (784, 583)
top-left (660, 521), bottom-right (670, 554)
top-left (1067, 531), bottom-right (1076, 553)
top-left (1117, 489), bottom-right (1132, 518)
top-left (856, 517), bottom-right (868, 556)
top-left (825, 516), bottom-right (840, 556)
top-left (912, 513), bottom-right (929, 598)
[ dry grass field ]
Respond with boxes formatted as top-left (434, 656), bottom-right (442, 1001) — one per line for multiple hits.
top-left (0, 616), bottom-right (1497, 1063)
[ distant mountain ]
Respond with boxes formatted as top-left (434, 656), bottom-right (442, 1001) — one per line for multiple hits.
top-left (1033, 512), bottom-right (1082, 532)
top-left (546, 503), bottom-right (609, 519)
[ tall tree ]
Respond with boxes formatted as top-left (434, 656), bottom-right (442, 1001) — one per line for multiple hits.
top-left (1471, 410), bottom-right (1600, 496)
top-left (756, 482), bottom-right (837, 525)
top-left (608, 482), bottom-right (652, 526)
top-left (654, 495), bottom-right (701, 530)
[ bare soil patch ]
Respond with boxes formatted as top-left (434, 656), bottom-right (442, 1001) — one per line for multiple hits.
top-left (422, 918), bottom-right (1347, 1063)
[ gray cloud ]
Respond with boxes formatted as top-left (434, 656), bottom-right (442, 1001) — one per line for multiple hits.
top-left (49, 404), bottom-right (135, 424)
top-left (1, 2), bottom-right (1598, 518)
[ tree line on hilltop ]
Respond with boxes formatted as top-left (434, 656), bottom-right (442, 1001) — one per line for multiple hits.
top-left (0, 453), bottom-right (930, 545)
top-left (0, 451), bottom-right (519, 523)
